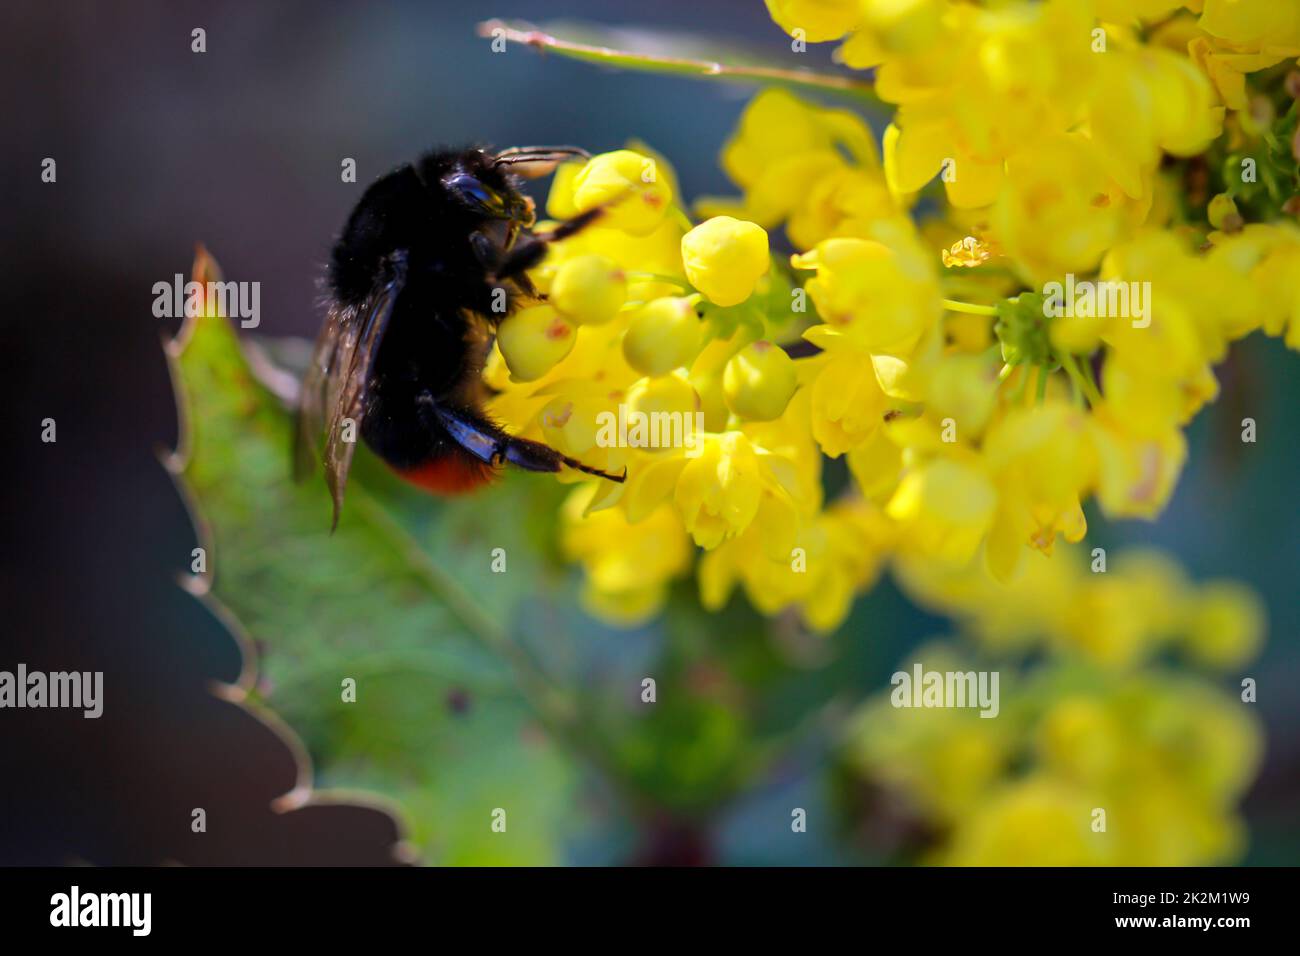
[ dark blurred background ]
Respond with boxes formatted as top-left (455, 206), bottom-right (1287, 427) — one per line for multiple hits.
top-left (1, 0), bottom-right (1296, 865)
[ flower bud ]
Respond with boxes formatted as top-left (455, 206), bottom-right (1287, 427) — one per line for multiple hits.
top-left (623, 297), bottom-right (702, 376)
top-left (628, 373), bottom-right (699, 421)
top-left (1207, 193), bottom-right (1242, 232)
top-left (572, 150), bottom-right (672, 236)
top-left (681, 216), bottom-right (770, 306)
top-left (496, 304), bottom-right (576, 381)
top-left (545, 161), bottom-right (584, 220)
top-left (723, 341), bottom-right (797, 421)
top-left (550, 254), bottom-right (627, 326)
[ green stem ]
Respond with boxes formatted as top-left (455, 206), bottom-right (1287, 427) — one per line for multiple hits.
top-left (626, 271), bottom-right (692, 291)
top-left (1082, 354), bottom-right (1103, 403)
top-left (1007, 365), bottom-right (1030, 404)
top-left (477, 19), bottom-right (878, 102)
top-left (1060, 353), bottom-right (1101, 407)
top-left (942, 298), bottom-right (1000, 316)
top-left (1062, 357), bottom-right (1084, 408)
top-left (670, 206), bottom-right (695, 234)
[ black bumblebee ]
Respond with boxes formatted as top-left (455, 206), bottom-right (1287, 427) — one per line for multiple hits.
top-left (294, 146), bottom-right (626, 528)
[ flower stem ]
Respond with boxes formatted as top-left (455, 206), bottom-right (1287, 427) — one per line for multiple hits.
top-left (942, 298), bottom-right (999, 316)
top-left (670, 206), bottom-right (695, 234)
top-left (1061, 352), bottom-right (1102, 406)
top-left (626, 271), bottom-right (692, 291)
top-left (1082, 353), bottom-right (1103, 402)
top-left (476, 19), bottom-right (879, 102)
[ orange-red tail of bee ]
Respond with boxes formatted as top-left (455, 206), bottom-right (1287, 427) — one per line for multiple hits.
top-left (392, 450), bottom-right (496, 495)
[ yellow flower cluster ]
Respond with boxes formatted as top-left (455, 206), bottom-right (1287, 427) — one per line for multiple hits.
top-left (847, 659), bottom-right (1261, 865)
top-left (482, 0), bottom-right (1299, 634)
top-left (486, 146), bottom-right (829, 626)
top-left (847, 540), bottom-right (1265, 864)
top-left (894, 542), bottom-right (1265, 669)
top-left (766, 0), bottom-right (1292, 211)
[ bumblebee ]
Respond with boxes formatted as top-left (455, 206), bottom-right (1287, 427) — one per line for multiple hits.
top-left (295, 146), bottom-right (624, 528)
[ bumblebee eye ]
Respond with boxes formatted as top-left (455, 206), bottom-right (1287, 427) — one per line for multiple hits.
top-left (444, 172), bottom-right (507, 216)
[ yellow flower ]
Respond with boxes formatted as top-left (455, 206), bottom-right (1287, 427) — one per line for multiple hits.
top-left (1216, 224), bottom-right (1300, 350)
top-left (1095, 0), bottom-right (1189, 23)
top-left (1088, 410), bottom-right (1187, 520)
top-left (884, 121), bottom-right (1006, 209)
top-left (1187, 37), bottom-right (1288, 111)
top-left (721, 88), bottom-right (834, 200)
top-left (990, 134), bottom-right (1132, 284)
top-left (674, 432), bottom-right (764, 549)
top-left (875, 1), bottom-right (1098, 206)
top-left (980, 402), bottom-right (1095, 579)
top-left (807, 347), bottom-right (890, 457)
top-left (714, 88), bottom-right (884, 240)
top-left (545, 160), bottom-right (584, 219)
top-left (848, 653), bottom-right (1013, 822)
top-left (942, 777), bottom-right (1106, 866)
top-left (1184, 581), bottom-right (1265, 668)
top-left (787, 166), bottom-right (897, 249)
top-left (538, 391), bottom-right (625, 485)
top-left (680, 216), bottom-right (770, 306)
top-left (925, 352), bottom-right (999, 440)
top-left (835, 0), bottom-right (945, 67)
top-left (763, 0), bottom-right (862, 43)
top-left (561, 488), bottom-right (692, 626)
top-left (793, 223), bottom-right (941, 355)
top-left (886, 457), bottom-right (998, 564)
top-left (701, 498), bottom-right (892, 633)
top-left (571, 149), bottom-right (673, 236)
top-left (1199, 0), bottom-right (1300, 52)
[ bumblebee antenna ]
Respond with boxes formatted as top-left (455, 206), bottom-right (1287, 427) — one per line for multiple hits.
top-left (494, 145), bottom-right (590, 164)
top-left (494, 146), bottom-right (591, 179)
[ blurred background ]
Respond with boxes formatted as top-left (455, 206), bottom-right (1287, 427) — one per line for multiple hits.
top-left (2, 0), bottom-right (1296, 865)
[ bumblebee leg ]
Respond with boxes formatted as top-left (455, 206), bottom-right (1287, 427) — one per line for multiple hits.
top-left (492, 206), bottom-right (605, 282)
top-left (419, 396), bottom-right (625, 483)
top-left (489, 239), bottom-right (548, 283)
top-left (534, 205), bottom-right (604, 243)
top-left (499, 433), bottom-right (626, 483)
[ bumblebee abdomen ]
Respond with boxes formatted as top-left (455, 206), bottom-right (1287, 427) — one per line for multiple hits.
top-left (390, 448), bottom-right (496, 496)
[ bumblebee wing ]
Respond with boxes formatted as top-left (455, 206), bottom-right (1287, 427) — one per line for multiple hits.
top-left (297, 251), bottom-right (408, 530)
top-left (292, 305), bottom-right (344, 483)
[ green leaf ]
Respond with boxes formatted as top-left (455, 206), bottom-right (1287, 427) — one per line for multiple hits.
top-left (168, 300), bottom-right (593, 864)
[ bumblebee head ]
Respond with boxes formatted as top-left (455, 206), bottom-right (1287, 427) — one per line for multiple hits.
top-left (417, 146), bottom-right (587, 229)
